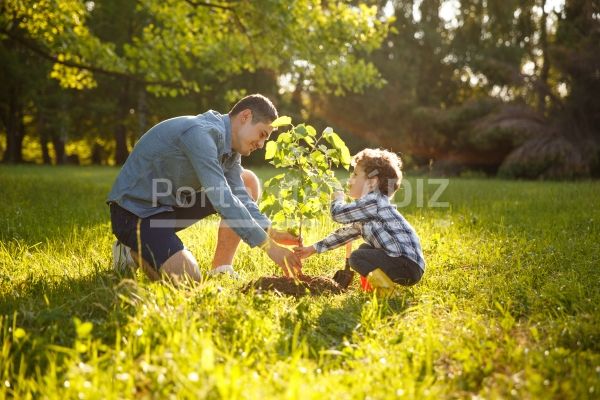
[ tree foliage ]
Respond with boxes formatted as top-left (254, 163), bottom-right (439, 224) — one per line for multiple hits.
top-left (315, 0), bottom-right (600, 178)
top-left (260, 116), bottom-right (350, 238)
top-left (1, 0), bottom-right (390, 95)
top-left (0, 0), bottom-right (391, 163)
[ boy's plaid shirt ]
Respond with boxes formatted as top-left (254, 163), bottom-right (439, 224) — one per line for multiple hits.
top-left (314, 192), bottom-right (425, 270)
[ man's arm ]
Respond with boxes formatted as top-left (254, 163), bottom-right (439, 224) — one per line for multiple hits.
top-left (223, 158), bottom-right (271, 232)
top-left (179, 127), bottom-right (267, 247)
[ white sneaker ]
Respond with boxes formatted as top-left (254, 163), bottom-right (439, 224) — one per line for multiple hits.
top-left (207, 265), bottom-right (239, 279)
top-left (112, 240), bottom-right (137, 273)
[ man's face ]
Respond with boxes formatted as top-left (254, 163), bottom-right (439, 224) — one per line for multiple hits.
top-left (236, 114), bottom-right (274, 156)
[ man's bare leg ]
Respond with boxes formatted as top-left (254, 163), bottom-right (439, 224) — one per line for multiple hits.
top-left (130, 248), bottom-right (201, 283)
top-left (211, 169), bottom-right (261, 269)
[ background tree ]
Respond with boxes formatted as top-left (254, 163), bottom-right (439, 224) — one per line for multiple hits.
top-left (1, 0), bottom-right (391, 164)
top-left (313, 0), bottom-right (599, 178)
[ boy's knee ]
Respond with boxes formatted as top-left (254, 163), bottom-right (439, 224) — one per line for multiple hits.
top-left (241, 168), bottom-right (261, 201)
top-left (348, 250), bottom-right (364, 269)
top-left (348, 249), bottom-right (372, 277)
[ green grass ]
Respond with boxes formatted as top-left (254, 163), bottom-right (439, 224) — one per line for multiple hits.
top-left (0, 165), bottom-right (599, 399)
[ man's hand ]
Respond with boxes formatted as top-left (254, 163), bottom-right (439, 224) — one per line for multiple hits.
top-left (269, 228), bottom-right (303, 246)
top-left (263, 239), bottom-right (302, 276)
top-left (294, 245), bottom-right (316, 259)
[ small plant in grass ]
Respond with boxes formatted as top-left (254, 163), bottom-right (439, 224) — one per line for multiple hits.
top-left (260, 116), bottom-right (351, 239)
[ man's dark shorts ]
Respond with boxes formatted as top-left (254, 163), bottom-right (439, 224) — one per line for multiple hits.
top-left (109, 199), bottom-right (217, 270)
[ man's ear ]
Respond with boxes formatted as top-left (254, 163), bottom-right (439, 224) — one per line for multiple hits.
top-left (240, 109), bottom-right (253, 124)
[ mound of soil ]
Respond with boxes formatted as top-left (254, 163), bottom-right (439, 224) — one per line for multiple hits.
top-left (242, 275), bottom-right (344, 296)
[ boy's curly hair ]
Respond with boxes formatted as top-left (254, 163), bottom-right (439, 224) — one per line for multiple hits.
top-left (352, 148), bottom-right (403, 196)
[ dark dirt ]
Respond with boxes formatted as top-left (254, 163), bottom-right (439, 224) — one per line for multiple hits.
top-left (242, 275), bottom-right (344, 296)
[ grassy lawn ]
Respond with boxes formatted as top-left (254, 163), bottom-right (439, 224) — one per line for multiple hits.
top-left (0, 165), bottom-right (598, 399)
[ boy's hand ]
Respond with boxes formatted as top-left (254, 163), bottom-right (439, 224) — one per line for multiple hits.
top-left (332, 191), bottom-right (345, 201)
top-left (269, 229), bottom-right (303, 246)
top-left (294, 245), bottom-right (317, 259)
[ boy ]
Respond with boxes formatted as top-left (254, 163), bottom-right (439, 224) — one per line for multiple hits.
top-left (294, 148), bottom-right (425, 290)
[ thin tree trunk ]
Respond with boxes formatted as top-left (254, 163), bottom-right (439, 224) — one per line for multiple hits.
top-left (52, 133), bottom-right (66, 165)
top-left (115, 79), bottom-right (132, 164)
top-left (36, 112), bottom-right (52, 164)
top-left (40, 132), bottom-right (51, 165)
top-left (137, 87), bottom-right (147, 138)
top-left (2, 88), bottom-right (24, 163)
top-left (538, 0), bottom-right (550, 114)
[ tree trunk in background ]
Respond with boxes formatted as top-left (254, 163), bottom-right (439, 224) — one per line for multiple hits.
top-left (137, 87), bottom-right (147, 138)
top-left (538, 0), bottom-right (549, 114)
top-left (37, 112), bottom-right (52, 164)
top-left (40, 134), bottom-right (51, 164)
top-left (52, 133), bottom-right (66, 165)
top-left (114, 79), bottom-right (132, 164)
top-left (114, 125), bottom-right (128, 164)
top-left (2, 88), bottom-right (24, 163)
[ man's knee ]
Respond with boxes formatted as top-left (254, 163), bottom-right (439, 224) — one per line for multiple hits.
top-left (241, 168), bottom-right (261, 201)
top-left (161, 249), bottom-right (201, 282)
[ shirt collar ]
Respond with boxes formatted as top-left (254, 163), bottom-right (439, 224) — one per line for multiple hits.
top-left (223, 113), bottom-right (233, 155)
top-left (366, 190), bottom-right (391, 203)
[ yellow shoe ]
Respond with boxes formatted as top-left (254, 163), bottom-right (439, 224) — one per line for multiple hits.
top-left (366, 268), bottom-right (396, 295)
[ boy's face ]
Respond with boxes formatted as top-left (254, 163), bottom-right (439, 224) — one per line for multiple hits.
top-left (348, 165), bottom-right (378, 199)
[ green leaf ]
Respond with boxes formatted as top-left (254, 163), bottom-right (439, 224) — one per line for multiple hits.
top-left (271, 116), bottom-right (292, 127)
top-left (265, 141), bottom-right (277, 160)
top-left (310, 151), bottom-right (326, 166)
top-left (303, 136), bottom-right (315, 146)
top-left (294, 125), bottom-right (307, 137)
top-left (277, 132), bottom-right (292, 144)
top-left (75, 319), bottom-right (93, 338)
top-left (340, 145), bottom-right (351, 169)
top-left (272, 210), bottom-right (286, 223)
top-left (306, 125), bottom-right (317, 137)
top-left (325, 132), bottom-right (346, 150)
top-left (260, 194), bottom-right (276, 208)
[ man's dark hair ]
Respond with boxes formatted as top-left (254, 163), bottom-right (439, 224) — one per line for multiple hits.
top-left (229, 94), bottom-right (278, 124)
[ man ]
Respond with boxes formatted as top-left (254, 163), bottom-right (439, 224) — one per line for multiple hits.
top-left (107, 94), bottom-right (302, 282)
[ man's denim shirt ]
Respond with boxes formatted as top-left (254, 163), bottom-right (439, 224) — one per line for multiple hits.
top-left (107, 110), bottom-right (270, 247)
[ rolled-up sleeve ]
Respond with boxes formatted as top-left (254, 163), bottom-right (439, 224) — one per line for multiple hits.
top-left (314, 224), bottom-right (361, 253)
top-left (224, 159), bottom-right (272, 232)
top-left (179, 127), bottom-right (267, 247)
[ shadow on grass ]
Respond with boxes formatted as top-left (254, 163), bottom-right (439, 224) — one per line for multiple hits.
top-left (275, 289), bottom-right (415, 357)
top-left (0, 268), bottom-right (139, 349)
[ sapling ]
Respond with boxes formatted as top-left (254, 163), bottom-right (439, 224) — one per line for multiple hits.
top-left (260, 116), bottom-right (351, 241)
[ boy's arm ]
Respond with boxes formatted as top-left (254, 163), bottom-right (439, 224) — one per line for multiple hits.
top-left (314, 224), bottom-right (362, 253)
top-left (329, 193), bottom-right (379, 224)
